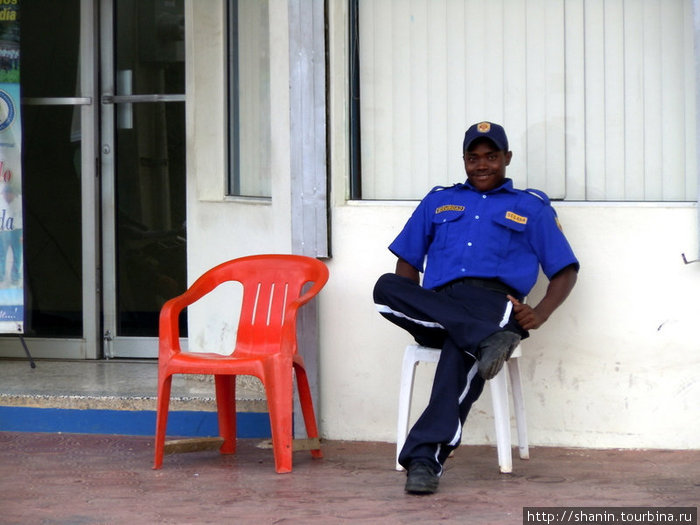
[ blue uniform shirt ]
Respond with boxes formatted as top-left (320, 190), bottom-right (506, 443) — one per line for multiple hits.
top-left (389, 179), bottom-right (579, 296)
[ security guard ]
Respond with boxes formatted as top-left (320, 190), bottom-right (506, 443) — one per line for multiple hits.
top-left (373, 121), bottom-right (579, 495)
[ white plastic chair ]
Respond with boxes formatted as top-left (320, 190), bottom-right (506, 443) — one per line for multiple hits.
top-left (396, 343), bottom-right (529, 473)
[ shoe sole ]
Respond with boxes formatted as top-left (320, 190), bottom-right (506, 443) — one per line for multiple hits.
top-left (405, 480), bottom-right (439, 495)
top-left (478, 332), bottom-right (520, 380)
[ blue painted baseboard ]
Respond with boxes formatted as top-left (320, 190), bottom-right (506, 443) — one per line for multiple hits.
top-left (0, 406), bottom-right (271, 437)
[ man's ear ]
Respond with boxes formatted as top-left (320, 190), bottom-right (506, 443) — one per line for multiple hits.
top-left (504, 151), bottom-right (513, 166)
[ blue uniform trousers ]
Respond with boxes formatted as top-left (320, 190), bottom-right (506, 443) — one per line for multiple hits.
top-left (373, 273), bottom-right (525, 473)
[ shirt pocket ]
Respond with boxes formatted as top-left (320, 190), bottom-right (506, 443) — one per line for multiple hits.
top-left (431, 208), bottom-right (465, 248)
top-left (490, 212), bottom-right (528, 259)
top-left (492, 212), bottom-right (528, 232)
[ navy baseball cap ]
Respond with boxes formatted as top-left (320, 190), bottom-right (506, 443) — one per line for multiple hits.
top-left (463, 121), bottom-right (509, 153)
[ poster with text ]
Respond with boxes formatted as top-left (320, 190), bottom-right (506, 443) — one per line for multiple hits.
top-left (0, 2), bottom-right (23, 334)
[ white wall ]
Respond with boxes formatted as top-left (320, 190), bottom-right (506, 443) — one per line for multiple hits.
top-left (187, 0), bottom-right (700, 450)
top-left (319, 203), bottom-right (700, 449)
top-left (185, 0), bottom-right (292, 353)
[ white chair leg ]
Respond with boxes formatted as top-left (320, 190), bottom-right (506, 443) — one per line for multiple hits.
top-left (396, 346), bottom-right (419, 471)
top-left (396, 344), bottom-right (527, 474)
top-left (489, 363), bottom-right (513, 473)
top-left (507, 355), bottom-right (529, 460)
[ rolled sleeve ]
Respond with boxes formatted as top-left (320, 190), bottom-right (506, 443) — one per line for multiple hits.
top-left (388, 200), bottom-right (433, 272)
top-left (529, 206), bottom-right (579, 279)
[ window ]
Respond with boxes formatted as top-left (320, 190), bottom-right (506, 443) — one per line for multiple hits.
top-left (351, 0), bottom-right (697, 202)
top-left (227, 0), bottom-right (271, 198)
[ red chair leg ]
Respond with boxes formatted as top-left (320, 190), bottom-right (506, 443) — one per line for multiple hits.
top-left (294, 362), bottom-right (322, 459)
top-left (153, 373), bottom-right (173, 469)
top-left (214, 374), bottom-right (237, 454)
top-left (265, 364), bottom-right (294, 473)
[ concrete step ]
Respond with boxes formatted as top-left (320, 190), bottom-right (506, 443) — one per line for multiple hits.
top-left (0, 359), bottom-right (270, 437)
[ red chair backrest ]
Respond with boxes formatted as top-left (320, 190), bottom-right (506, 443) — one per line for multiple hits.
top-left (185, 254), bottom-right (328, 356)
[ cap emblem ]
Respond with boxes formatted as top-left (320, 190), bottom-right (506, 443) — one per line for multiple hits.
top-left (477, 122), bottom-right (491, 133)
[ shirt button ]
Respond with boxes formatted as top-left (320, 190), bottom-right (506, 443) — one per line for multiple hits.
top-left (475, 215), bottom-right (480, 219)
top-left (482, 195), bottom-right (487, 199)
top-left (467, 242), bottom-right (472, 246)
top-left (460, 268), bottom-right (466, 272)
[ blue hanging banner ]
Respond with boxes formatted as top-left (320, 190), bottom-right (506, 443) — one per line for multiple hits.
top-left (0, 1), bottom-right (23, 334)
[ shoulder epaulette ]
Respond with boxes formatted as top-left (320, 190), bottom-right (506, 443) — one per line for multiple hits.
top-left (429, 183), bottom-right (460, 193)
top-left (524, 188), bottom-right (550, 205)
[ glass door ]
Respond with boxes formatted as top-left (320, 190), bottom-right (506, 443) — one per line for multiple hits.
top-left (0, 0), bottom-right (186, 360)
top-left (100, 0), bottom-right (186, 358)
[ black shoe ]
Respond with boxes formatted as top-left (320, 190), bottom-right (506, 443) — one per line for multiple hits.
top-left (477, 331), bottom-right (521, 380)
top-left (405, 461), bottom-right (440, 495)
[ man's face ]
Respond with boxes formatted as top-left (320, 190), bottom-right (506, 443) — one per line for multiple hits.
top-left (463, 139), bottom-right (512, 192)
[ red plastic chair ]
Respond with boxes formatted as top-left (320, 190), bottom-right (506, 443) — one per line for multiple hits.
top-left (153, 254), bottom-right (329, 473)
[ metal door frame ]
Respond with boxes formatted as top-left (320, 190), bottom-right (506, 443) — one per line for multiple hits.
top-left (99, 0), bottom-right (185, 358)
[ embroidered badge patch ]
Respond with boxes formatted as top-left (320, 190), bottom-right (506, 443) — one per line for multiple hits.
top-left (435, 205), bottom-right (465, 214)
top-left (505, 211), bottom-right (527, 224)
top-left (477, 122), bottom-right (491, 133)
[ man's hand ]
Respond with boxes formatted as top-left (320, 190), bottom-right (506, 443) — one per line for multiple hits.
top-left (507, 295), bottom-right (545, 331)
top-left (507, 264), bottom-right (578, 331)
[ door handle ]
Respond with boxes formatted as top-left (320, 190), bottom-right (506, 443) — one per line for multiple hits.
top-left (101, 94), bottom-right (185, 104)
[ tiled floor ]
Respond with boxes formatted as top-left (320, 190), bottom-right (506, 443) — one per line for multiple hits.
top-left (0, 359), bottom-right (698, 524)
top-left (1, 433), bottom-right (699, 524)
